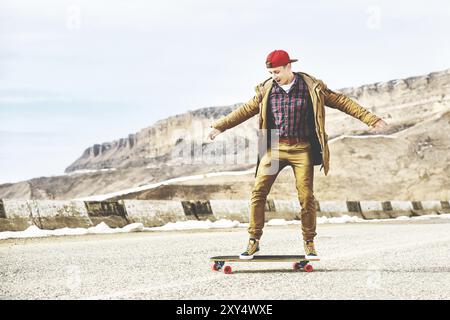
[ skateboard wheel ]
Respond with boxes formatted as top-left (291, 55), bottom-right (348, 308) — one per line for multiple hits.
top-left (304, 264), bottom-right (313, 273)
top-left (212, 262), bottom-right (224, 271)
top-left (292, 262), bottom-right (300, 271)
top-left (223, 266), bottom-right (232, 274)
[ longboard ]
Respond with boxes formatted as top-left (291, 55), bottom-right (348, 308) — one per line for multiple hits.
top-left (210, 255), bottom-right (320, 274)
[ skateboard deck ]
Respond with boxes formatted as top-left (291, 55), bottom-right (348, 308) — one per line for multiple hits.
top-left (210, 255), bottom-right (319, 274)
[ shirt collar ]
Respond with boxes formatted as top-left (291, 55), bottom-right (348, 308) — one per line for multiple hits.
top-left (273, 73), bottom-right (298, 92)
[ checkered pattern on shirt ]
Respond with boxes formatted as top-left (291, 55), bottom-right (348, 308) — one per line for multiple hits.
top-left (269, 74), bottom-right (314, 138)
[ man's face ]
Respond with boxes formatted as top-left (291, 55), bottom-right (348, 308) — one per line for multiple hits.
top-left (267, 64), bottom-right (292, 85)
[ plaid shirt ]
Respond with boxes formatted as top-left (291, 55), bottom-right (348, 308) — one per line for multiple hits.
top-left (269, 73), bottom-right (315, 139)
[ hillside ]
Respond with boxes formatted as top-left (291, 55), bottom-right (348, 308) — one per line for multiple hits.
top-left (1, 68), bottom-right (449, 201)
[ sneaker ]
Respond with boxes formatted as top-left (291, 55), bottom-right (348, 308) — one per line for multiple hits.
top-left (239, 238), bottom-right (260, 260)
top-left (304, 240), bottom-right (319, 259)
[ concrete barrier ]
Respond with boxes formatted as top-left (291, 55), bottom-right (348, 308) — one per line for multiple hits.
top-left (0, 199), bottom-right (449, 233)
top-left (181, 200), bottom-right (214, 221)
top-left (121, 200), bottom-right (186, 227)
top-left (318, 201), bottom-right (365, 219)
top-left (84, 201), bottom-right (129, 228)
top-left (26, 200), bottom-right (93, 230)
top-left (0, 200), bottom-right (33, 231)
top-left (345, 201), bottom-right (365, 219)
top-left (409, 201), bottom-right (427, 216)
top-left (273, 200), bottom-right (301, 220)
top-left (389, 201), bottom-right (413, 218)
top-left (359, 201), bottom-right (391, 219)
top-left (209, 200), bottom-right (250, 222)
top-left (318, 201), bottom-right (347, 218)
top-left (418, 200), bottom-right (450, 215)
top-left (439, 201), bottom-right (450, 214)
top-left (420, 200), bottom-right (442, 212)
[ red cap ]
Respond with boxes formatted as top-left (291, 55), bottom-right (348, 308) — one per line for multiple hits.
top-left (266, 50), bottom-right (298, 68)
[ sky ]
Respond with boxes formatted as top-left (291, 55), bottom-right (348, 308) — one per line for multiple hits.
top-left (0, 0), bottom-right (449, 184)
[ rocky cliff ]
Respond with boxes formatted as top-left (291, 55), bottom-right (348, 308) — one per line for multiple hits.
top-left (64, 105), bottom-right (241, 173)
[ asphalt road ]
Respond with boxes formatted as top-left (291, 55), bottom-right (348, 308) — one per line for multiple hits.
top-left (1, 219), bottom-right (449, 300)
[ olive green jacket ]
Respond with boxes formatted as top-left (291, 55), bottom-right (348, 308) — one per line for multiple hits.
top-left (211, 72), bottom-right (381, 177)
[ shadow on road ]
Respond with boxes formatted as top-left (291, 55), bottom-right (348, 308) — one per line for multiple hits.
top-left (226, 267), bottom-right (450, 274)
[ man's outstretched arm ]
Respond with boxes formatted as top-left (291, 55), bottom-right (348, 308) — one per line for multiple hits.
top-left (208, 92), bottom-right (262, 140)
top-left (322, 86), bottom-right (388, 130)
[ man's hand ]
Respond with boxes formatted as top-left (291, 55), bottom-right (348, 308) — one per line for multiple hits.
top-left (371, 119), bottom-right (390, 133)
top-left (207, 128), bottom-right (222, 140)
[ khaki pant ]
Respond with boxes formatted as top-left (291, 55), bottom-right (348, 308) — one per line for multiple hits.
top-left (248, 140), bottom-right (317, 241)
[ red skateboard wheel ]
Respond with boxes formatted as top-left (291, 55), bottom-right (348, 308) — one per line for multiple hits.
top-left (304, 264), bottom-right (313, 272)
top-left (292, 262), bottom-right (300, 271)
top-left (223, 266), bottom-right (232, 274)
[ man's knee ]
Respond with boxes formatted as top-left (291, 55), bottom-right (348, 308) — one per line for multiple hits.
top-left (252, 175), bottom-right (272, 193)
top-left (251, 188), bottom-right (269, 204)
top-left (298, 192), bottom-right (316, 211)
top-left (297, 187), bottom-right (314, 201)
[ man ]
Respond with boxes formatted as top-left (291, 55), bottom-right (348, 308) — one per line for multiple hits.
top-left (207, 50), bottom-right (388, 260)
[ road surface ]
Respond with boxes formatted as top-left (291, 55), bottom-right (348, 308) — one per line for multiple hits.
top-left (1, 219), bottom-right (449, 299)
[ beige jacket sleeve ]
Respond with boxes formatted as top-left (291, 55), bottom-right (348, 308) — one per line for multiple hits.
top-left (321, 84), bottom-right (381, 127)
top-left (210, 87), bottom-right (262, 132)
